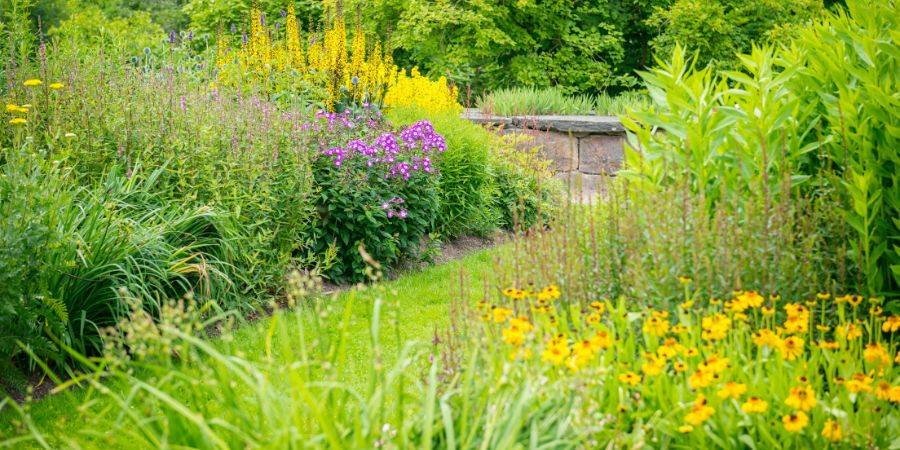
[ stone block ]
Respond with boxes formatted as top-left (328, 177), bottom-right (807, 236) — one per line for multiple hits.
top-left (554, 172), bottom-right (609, 204)
top-left (529, 130), bottom-right (578, 172)
top-left (578, 134), bottom-right (624, 174)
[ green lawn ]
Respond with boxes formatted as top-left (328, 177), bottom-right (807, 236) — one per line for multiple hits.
top-left (0, 247), bottom-right (498, 445)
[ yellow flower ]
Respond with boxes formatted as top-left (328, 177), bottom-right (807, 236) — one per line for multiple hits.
top-left (643, 316), bottom-right (670, 337)
top-left (618, 371), bottom-right (641, 386)
top-left (491, 307), bottom-right (513, 323)
top-left (689, 368), bottom-right (715, 389)
top-left (822, 419), bottom-right (842, 442)
top-left (678, 424), bottom-right (693, 433)
top-left (541, 338), bottom-right (570, 366)
top-left (864, 343), bottom-right (889, 365)
top-left (5, 103), bottom-right (19, 113)
top-left (9, 118), bottom-right (26, 125)
top-left (782, 411), bottom-right (808, 432)
top-left (589, 301), bottom-right (606, 313)
top-left (641, 357), bottom-right (666, 377)
top-left (678, 276), bottom-right (692, 284)
top-left (717, 382), bottom-right (747, 399)
top-left (589, 331), bottom-right (613, 351)
top-left (883, 315), bottom-right (900, 332)
top-left (586, 313), bottom-right (601, 325)
top-left (837, 322), bottom-right (862, 340)
top-left (674, 361), bottom-right (688, 372)
top-left (738, 291), bottom-right (764, 308)
top-left (784, 385), bottom-right (816, 411)
top-left (741, 396), bottom-right (768, 413)
top-left (816, 292), bottom-right (830, 300)
top-left (23, 79), bottom-right (42, 87)
top-left (700, 313), bottom-right (731, 341)
top-left (49, 82), bottom-right (64, 90)
top-left (875, 381), bottom-right (892, 400)
top-left (845, 373), bottom-right (874, 393)
top-left (847, 295), bottom-right (863, 307)
top-left (818, 340), bottom-right (840, 350)
top-left (761, 306), bottom-right (775, 316)
top-left (779, 336), bottom-right (804, 361)
top-left (684, 394), bottom-right (715, 424)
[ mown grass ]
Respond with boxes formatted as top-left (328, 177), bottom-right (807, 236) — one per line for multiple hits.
top-left (0, 247), bottom-right (498, 444)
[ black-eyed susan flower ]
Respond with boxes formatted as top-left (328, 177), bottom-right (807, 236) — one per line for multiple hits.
top-left (684, 394), bottom-right (715, 424)
top-left (883, 315), bottom-right (900, 332)
top-left (674, 361), bottom-right (687, 372)
top-left (846, 373), bottom-right (874, 393)
top-left (589, 330), bottom-right (613, 351)
top-left (822, 419), bottom-right (842, 442)
top-left (779, 336), bottom-right (804, 361)
top-left (741, 396), bottom-right (768, 413)
top-left (541, 338), bottom-right (570, 366)
top-left (864, 343), bottom-right (889, 365)
top-left (875, 381), bottom-right (892, 400)
top-left (678, 275), bottom-right (692, 284)
top-left (816, 292), bottom-right (830, 300)
top-left (848, 295), bottom-right (863, 307)
top-left (589, 301), bottom-right (606, 313)
top-left (618, 371), bottom-right (641, 386)
top-left (782, 411), bottom-right (808, 432)
top-left (785, 385), bottom-right (816, 411)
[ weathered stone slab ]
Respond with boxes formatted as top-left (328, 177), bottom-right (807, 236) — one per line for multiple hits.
top-left (520, 130), bottom-right (578, 172)
top-left (512, 115), bottom-right (625, 134)
top-left (461, 108), bottom-right (512, 127)
top-left (579, 134), bottom-right (623, 174)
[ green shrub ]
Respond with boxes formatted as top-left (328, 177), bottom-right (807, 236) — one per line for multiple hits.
top-left (624, 0), bottom-right (899, 303)
top-left (647, 0), bottom-right (824, 69)
top-left (0, 149), bottom-right (71, 388)
top-left (306, 114), bottom-right (442, 282)
top-left (387, 106), bottom-right (499, 238)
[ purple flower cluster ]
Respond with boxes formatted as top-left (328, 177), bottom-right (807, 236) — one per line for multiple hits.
top-left (316, 119), bottom-right (445, 181)
top-left (381, 197), bottom-right (408, 219)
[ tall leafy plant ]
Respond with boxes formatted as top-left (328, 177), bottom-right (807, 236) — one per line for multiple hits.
top-left (783, 0), bottom-right (900, 301)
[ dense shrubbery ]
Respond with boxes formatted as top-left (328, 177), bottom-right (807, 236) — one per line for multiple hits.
top-left (623, 0), bottom-right (899, 303)
top-left (0, 2), bottom-right (557, 383)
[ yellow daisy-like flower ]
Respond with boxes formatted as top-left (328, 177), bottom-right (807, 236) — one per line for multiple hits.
top-left (618, 371), bottom-right (641, 386)
top-left (782, 411), bottom-right (809, 432)
top-left (784, 385), bottom-right (817, 411)
top-left (678, 424), bottom-right (693, 433)
top-left (5, 103), bottom-right (19, 113)
top-left (822, 419), bottom-right (842, 442)
top-left (741, 396), bottom-right (768, 413)
top-left (883, 315), bottom-right (900, 333)
top-left (9, 118), bottom-right (26, 125)
top-left (684, 394), bottom-right (715, 424)
top-left (49, 82), bottom-right (64, 89)
top-left (23, 79), bottom-right (42, 87)
top-left (779, 336), bottom-right (804, 361)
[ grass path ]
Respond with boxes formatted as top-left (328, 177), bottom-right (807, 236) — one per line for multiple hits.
top-left (0, 247), bottom-right (498, 442)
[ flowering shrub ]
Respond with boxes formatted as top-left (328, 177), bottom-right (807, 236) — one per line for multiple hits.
top-left (473, 282), bottom-right (900, 446)
top-left (307, 111), bottom-right (444, 281)
top-left (383, 67), bottom-right (462, 115)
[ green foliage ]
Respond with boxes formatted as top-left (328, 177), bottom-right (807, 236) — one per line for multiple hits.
top-left (624, 0), bottom-right (899, 301)
top-left (647, 0), bottom-right (823, 69)
top-left (51, 4), bottom-right (166, 56)
top-left (366, 0), bottom-right (638, 97)
top-left (478, 86), bottom-right (652, 116)
top-left (782, 0), bottom-right (900, 301)
top-left (478, 86), bottom-right (595, 116)
top-left (0, 149), bottom-right (69, 389)
top-left (184, 0), bottom-right (323, 36)
top-left (388, 106), bottom-right (499, 238)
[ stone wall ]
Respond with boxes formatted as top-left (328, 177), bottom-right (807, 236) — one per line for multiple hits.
top-left (462, 109), bottom-right (627, 198)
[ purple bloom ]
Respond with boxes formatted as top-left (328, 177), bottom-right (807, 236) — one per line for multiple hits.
top-left (399, 209), bottom-right (408, 219)
top-left (188, 30), bottom-right (194, 41)
top-left (231, 24), bottom-right (237, 34)
top-left (280, 9), bottom-right (287, 17)
top-left (310, 37), bottom-right (316, 45)
top-left (169, 30), bottom-right (176, 44)
top-left (260, 13), bottom-right (265, 26)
